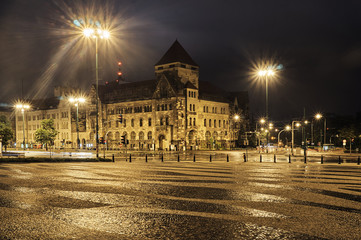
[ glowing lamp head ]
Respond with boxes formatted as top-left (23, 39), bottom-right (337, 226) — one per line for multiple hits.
top-left (83, 28), bottom-right (94, 37)
top-left (259, 118), bottom-right (266, 124)
top-left (234, 115), bottom-right (240, 120)
top-left (315, 113), bottom-right (322, 119)
top-left (285, 125), bottom-right (291, 131)
top-left (102, 30), bottom-right (110, 39)
top-left (296, 123), bottom-right (301, 127)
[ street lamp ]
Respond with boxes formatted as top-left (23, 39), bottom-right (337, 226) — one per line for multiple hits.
top-left (232, 114), bottom-right (240, 148)
top-left (314, 113), bottom-right (326, 150)
top-left (69, 97), bottom-right (86, 149)
top-left (257, 69), bottom-right (275, 123)
top-left (83, 27), bottom-right (110, 157)
top-left (15, 103), bottom-right (30, 150)
top-left (278, 125), bottom-right (291, 147)
top-left (291, 121), bottom-right (301, 155)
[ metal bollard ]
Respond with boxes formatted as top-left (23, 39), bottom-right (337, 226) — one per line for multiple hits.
top-left (194, 154), bottom-right (196, 162)
top-left (178, 154), bottom-right (180, 162)
top-left (112, 154), bottom-right (115, 162)
top-left (243, 153), bottom-right (246, 162)
top-left (161, 154), bottom-right (164, 162)
top-left (304, 155), bottom-right (307, 164)
top-left (321, 155), bottom-right (323, 164)
top-left (227, 154), bottom-right (229, 162)
top-left (358, 156), bottom-right (360, 165)
top-left (146, 154), bottom-right (148, 163)
top-left (274, 154), bottom-right (276, 163)
top-left (129, 154), bottom-right (132, 163)
top-left (260, 154), bottom-right (262, 163)
top-left (338, 156), bottom-right (341, 164)
top-left (288, 154), bottom-right (291, 163)
top-left (209, 154), bottom-right (212, 162)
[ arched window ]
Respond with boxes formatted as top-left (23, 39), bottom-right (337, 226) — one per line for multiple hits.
top-left (219, 120), bottom-right (221, 128)
top-left (131, 131), bottom-right (136, 140)
top-left (189, 118), bottom-right (192, 126)
top-left (139, 131), bottom-right (144, 140)
top-left (148, 118), bottom-right (152, 126)
top-left (189, 104), bottom-right (192, 111)
top-left (166, 117), bottom-right (169, 125)
top-left (214, 120), bottom-right (217, 128)
top-left (131, 119), bottom-right (134, 127)
top-left (147, 131), bottom-right (152, 140)
top-left (206, 106), bottom-right (209, 113)
top-left (160, 117), bottom-right (163, 126)
top-left (123, 119), bottom-right (126, 127)
top-left (203, 106), bottom-right (205, 112)
top-left (223, 120), bottom-right (225, 128)
top-left (205, 131), bottom-right (211, 141)
top-left (209, 119), bottom-right (212, 127)
top-left (140, 118), bottom-right (143, 127)
top-left (193, 104), bottom-right (195, 111)
top-left (204, 119), bottom-right (206, 127)
top-left (193, 118), bottom-right (196, 126)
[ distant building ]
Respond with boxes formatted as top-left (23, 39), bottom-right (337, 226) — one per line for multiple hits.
top-left (14, 40), bottom-right (249, 150)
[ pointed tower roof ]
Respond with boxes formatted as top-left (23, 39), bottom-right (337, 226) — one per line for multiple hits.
top-left (155, 40), bottom-right (199, 66)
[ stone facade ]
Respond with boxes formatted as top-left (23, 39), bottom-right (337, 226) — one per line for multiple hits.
top-left (13, 40), bottom-right (248, 150)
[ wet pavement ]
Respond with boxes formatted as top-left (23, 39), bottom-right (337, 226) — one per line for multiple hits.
top-left (0, 161), bottom-right (360, 239)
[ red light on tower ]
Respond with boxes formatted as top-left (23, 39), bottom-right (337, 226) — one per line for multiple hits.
top-left (118, 61), bottom-right (122, 66)
top-left (118, 72), bottom-right (122, 76)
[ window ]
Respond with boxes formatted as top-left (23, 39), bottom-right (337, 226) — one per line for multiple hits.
top-left (189, 92), bottom-right (191, 97)
top-left (223, 120), bottom-right (225, 128)
top-left (206, 106), bottom-right (209, 113)
top-left (180, 64), bottom-right (186, 68)
top-left (204, 119), bottom-right (206, 127)
top-left (212, 107), bottom-right (214, 113)
top-left (148, 118), bottom-right (152, 126)
top-left (169, 104), bottom-right (172, 110)
top-left (157, 105), bottom-right (160, 111)
top-left (189, 118), bottom-right (192, 126)
top-left (203, 106), bottom-right (205, 112)
top-left (158, 66), bottom-right (163, 70)
top-left (214, 120), bottom-right (216, 128)
top-left (147, 131), bottom-right (152, 140)
top-left (193, 118), bottom-right (195, 126)
top-left (169, 64), bottom-right (175, 68)
top-left (215, 107), bottom-right (217, 113)
top-left (109, 121), bottom-right (112, 128)
top-left (189, 104), bottom-right (192, 111)
top-left (209, 119), bottom-right (211, 127)
top-left (116, 121), bottom-right (119, 128)
top-left (131, 131), bottom-right (136, 140)
top-left (131, 119), bottom-right (134, 127)
top-left (140, 118), bottom-right (143, 127)
top-left (194, 92), bottom-right (197, 98)
top-left (139, 131), bottom-right (144, 141)
top-left (219, 120), bottom-right (221, 128)
top-left (160, 117), bottom-right (163, 126)
top-left (193, 104), bottom-right (195, 111)
top-left (124, 119), bottom-right (127, 127)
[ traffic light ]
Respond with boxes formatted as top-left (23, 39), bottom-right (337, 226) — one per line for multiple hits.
top-left (99, 137), bottom-right (105, 144)
top-left (117, 114), bottom-right (123, 123)
top-left (121, 135), bottom-right (126, 144)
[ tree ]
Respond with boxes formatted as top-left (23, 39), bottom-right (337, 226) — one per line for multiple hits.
top-left (34, 119), bottom-right (58, 150)
top-left (0, 115), bottom-right (14, 152)
top-left (339, 125), bottom-right (357, 152)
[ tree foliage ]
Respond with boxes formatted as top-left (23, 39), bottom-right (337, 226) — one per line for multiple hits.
top-left (0, 115), bottom-right (14, 150)
top-left (34, 119), bottom-right (58, 149)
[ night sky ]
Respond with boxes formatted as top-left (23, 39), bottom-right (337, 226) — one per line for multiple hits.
top-left (1, 0), bottom-right (361, 121)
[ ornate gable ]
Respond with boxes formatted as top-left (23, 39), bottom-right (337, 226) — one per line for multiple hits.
top-left (152, 74), bottom-right (176, 99)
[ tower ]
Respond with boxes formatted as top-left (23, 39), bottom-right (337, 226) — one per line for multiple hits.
top-left (155, 40), bottom-right (199, 89)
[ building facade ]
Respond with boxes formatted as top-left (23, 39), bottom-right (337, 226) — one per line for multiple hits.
top-left (14, 40), bottom-right (248, 150)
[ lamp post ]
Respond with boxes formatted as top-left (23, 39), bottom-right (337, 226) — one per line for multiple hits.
top-left (233, 114), bottom-right (240, 149)
top-left (314, 113), bottom-right (326, 150)
top-left (291, 121), bottom-right (301, 155)
top-left (69, 97), bottom-right (86, 149)
top-left (83, 27), bottom-right (110, 157)
top-left (15, 103), bottom-right (30, 150)
top-left (278, 125), bottom-right (291, 147)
